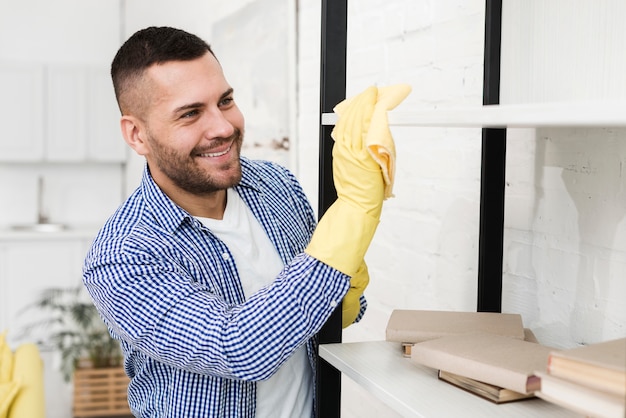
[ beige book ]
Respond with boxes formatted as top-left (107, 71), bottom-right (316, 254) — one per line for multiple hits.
top-left (385, 310), bottom-right (525, 344)
top-left (403, 327), bottom-right (539, 357)
top-left (438, 370), bottom-right (534, 404)
top-left (547, 337), bottom-right (626, 397)
top-left (536, 372), bottom-right (625, 418)
top-left (410, 333), bottom-right (553, 394)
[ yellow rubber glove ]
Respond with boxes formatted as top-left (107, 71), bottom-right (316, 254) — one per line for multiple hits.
top-left (331, 86), bottom-right (382, 218)
top-left (342, 261), bottom-right (369, 328)
top-left (305, 85), bottom-right (411, 278)
top-left (305, 87), bottom-right (379, 277)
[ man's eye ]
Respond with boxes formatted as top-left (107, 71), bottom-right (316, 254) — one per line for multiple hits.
top-left (220, 97), bottom-right (234, 107)
top-left (181, 109), bottom-right (199, 119)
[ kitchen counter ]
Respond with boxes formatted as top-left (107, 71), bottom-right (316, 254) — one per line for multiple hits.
top-left (0, 225), bottom-right (100, 241)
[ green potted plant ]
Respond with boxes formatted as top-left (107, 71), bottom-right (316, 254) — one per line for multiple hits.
top-left (21, 286), bottom-right (122, 382)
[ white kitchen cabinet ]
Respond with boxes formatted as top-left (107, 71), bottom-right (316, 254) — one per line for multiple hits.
top-left (46, 66), bottom-right (88, 161)
top-left (46, 65), bottom-right (125, 162)
top-left (0, 64), bottom-right (125, 163)
top-left (0, 64), bottom-right (45, 161)
top-left (87, 67), bottom-right (127, 162)
top-left (0, 0), bottom-right (123, 163)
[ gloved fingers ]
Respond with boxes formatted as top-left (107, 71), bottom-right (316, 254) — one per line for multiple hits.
top-left (332, 86), bottom-right (377, 153)
top-left (330, 84), bottom-right (409, 213)
top-left (350, 261), bottom-right (370, 291)
top-left (341, 289), bottom-right (361, 328)
top-left (341, 261), bottom-right (370, 328)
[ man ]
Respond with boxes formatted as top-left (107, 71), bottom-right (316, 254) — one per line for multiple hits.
top-left (83, 26), bottom-right (408, 417)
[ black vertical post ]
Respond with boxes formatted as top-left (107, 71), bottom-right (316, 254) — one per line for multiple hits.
top-left (316, 0), bottom-right (347, 417)
top-left (477, 0), bottom-right (506, 313)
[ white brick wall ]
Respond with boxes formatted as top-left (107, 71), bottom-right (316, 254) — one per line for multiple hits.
top-left (297, 0), bottom-right (486, 326)
top-left (297, 1), bottom-right (485, 415)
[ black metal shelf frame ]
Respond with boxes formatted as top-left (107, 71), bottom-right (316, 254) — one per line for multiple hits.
top-left (316, 1), bottom-right (505, 416)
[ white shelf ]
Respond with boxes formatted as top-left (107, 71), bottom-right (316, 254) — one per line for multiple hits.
top-left (319, 341), bottom-right (582, 418)
top-left (321, 100), bottom-right (626, 128)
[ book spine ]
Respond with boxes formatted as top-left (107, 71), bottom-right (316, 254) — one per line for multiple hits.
top-left (548, 356), bottom-right (626, 397)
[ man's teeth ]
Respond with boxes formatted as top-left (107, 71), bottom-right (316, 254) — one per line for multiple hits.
top-left (200, 146), bottom-right (231, 158)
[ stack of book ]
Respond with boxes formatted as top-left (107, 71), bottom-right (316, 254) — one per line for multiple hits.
top-left (535, 338), bottom-right (626, 418)
top-left (385, 309), bottom-right (551, 404)
top-left (386, 309), bottom-right (626, 415)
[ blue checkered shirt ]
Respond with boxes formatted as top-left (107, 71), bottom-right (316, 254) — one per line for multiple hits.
top-left (83, 158), bottom-right (362, 417)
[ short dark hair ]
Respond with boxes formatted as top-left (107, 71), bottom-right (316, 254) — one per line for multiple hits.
top-left (111, 26), bottom-right (215, 114)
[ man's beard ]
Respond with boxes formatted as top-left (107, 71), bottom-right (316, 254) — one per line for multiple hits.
top-left (148, 129), bottom-right (244, 195)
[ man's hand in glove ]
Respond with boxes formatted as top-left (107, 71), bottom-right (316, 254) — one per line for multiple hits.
top-left (331, 86), bottom-right (383, 218)
top-left (305, 85), bottom-right (411, 319)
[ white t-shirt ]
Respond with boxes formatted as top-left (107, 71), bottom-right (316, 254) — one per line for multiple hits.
top-left (197, 188), bottom-right (312, 418)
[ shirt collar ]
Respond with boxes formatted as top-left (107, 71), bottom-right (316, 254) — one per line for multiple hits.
top-left (139, 157), bottom-right (263, 233)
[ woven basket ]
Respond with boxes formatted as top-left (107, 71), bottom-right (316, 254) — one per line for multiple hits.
top-left (73, 366), bottom-right (131, 417)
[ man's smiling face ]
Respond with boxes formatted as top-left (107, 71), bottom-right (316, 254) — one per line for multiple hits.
top-left (131, 52), bottom-right (245, 196)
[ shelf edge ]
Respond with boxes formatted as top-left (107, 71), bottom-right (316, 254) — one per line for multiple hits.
top-left (321, 100), bottom-right (626, 128)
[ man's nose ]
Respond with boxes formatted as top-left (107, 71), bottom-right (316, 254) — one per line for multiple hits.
top-left (204, 110), bottom-right (235, 139)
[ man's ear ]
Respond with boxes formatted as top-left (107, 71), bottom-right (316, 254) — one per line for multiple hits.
top-left (120, 116), bottom-right (149, 156)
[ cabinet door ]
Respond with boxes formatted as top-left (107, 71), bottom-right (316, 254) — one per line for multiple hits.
top-left (46, 66), bottom-right (88, 161)
top-left (0, 64), bottom-right (45, 161)
top-left (87, 68), bottom-right (126, 162)
top-left (46, 66), bottom-right (126, 163)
